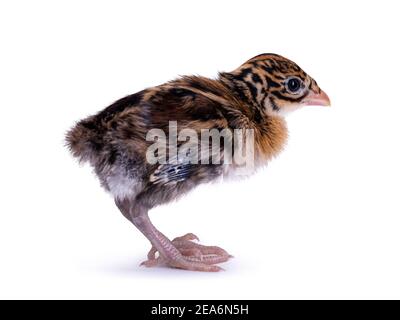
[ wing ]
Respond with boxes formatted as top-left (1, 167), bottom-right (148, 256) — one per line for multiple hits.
top-left (149, 163), bottom-right (197, 186)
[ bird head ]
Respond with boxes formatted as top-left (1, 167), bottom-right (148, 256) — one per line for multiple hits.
top-left (220, 53), bottom-right (330, 117)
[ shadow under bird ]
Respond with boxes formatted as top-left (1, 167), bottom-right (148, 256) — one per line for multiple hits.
top-left (66, 53), bottom-right (330, 272)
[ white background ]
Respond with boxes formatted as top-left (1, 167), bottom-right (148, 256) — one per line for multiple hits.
top-left (1, 0), bottom-right (399, 299)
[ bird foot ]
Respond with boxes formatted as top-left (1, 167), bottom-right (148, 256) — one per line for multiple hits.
top-left (140, 233), bottom-right (232, 272)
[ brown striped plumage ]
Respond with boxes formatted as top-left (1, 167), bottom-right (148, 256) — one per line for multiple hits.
top-left (66, 53), bottom-right (330, 272)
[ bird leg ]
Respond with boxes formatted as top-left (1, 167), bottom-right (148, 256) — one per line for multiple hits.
top-left (115, 198), bottom-right (231, 272)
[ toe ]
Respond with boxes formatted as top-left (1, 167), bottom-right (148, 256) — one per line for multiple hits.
top-left (147, 246), bottom-right (158, 260)
top-left (184, 253), bottom-right (231, 265)
top-left (169, 258), bottom-right (224, 272)
top-left (172, 233), bottom-right (200, 242)
top-left (140, 258), bottom-right (161, 268)
top-left (197, 245), bottom-right (229, 257)
top-left (179, 248), bottom-right (203, 258)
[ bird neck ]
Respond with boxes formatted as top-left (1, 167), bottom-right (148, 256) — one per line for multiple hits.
top-left (219, 72), bottom-right (261, 109)
top-left (219, 71), bottom-right (268, 123)
top-left (219, 72), bottom-right (288, 161)
top-left (253, 114), bottom-right (288, 163)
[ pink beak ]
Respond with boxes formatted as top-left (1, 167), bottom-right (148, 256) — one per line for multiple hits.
top-left (303, 89), bottom-right (331, 107)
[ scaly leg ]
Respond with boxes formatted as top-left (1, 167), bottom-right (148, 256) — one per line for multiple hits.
top-left (115, 198), bottom-right (231, 272)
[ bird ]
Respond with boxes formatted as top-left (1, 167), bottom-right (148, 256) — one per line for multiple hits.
top-left (66, 53), bottom-right (330, 272)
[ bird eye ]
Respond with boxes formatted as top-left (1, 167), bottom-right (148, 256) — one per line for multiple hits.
top-left (286, 77), bottom-right (302, 93)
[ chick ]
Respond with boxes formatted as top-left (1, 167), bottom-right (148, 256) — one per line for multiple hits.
top-left (66, 54), bottom-right (330, 272)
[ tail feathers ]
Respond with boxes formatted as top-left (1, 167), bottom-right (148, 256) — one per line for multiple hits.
top-left (65, 120), bottom-right (103, 163)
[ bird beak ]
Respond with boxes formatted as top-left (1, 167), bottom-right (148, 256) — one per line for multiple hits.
top-left (303, 89), bottom-right (331, 107)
